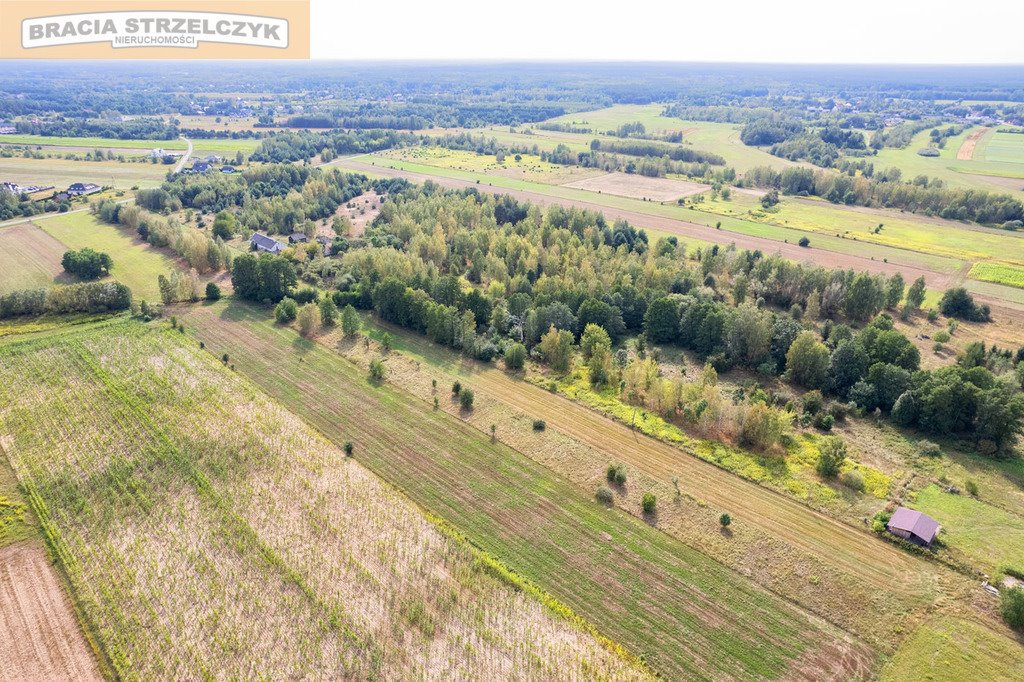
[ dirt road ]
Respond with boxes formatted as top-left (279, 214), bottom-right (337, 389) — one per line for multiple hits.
top-left (957, 128), bottom-right (988, 161)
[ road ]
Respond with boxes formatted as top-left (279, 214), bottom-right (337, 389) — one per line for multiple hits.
top-left (173, 136), bottom-right (193, 173)
top-left (336, 157), bottom-right (1024, 317)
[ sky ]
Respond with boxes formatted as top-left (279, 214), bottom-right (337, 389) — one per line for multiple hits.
top-left (310, 0), bottom-right (1024, 63)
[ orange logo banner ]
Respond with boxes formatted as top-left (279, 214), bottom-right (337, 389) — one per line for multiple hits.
top-left (0, 0), bottom-right (310, 58)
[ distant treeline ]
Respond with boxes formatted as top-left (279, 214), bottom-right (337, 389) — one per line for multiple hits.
top-left (14, 117), bottom-right (178, 140)
top-left (250, 129), bottom-right (420, 163)
top-left (0, 281), bottom-right (131, 319)
top-left (595, 139), bottom-right (725, 166)
top-left (279, 102), bottom-right (570, 130)
top-left (744, 165), bottom-right (1024, 225)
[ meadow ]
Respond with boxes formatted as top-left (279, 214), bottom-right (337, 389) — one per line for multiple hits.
top-left (35, 212), bottom-right (177, 300)
top-left (179, 299), bottom-right (872, 680)
top-left (0, 320), bottom-right (641, 680)
top-left (0, 223), bottom-right (68, 294)
top-left (880, 617), bottom-right (1024, 681)
top-left (979, 129), bottom-right (1024, 165)
top-left (0, 135), bottom-right (187, 150)
top-left (0, 156), bottom-right (167, 189)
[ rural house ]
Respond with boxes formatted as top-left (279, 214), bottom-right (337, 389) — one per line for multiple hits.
top-left (67, 182), bottom-right (101, 196)
top-left (191, 161), bottom-right (212, 173)
top-left (250, 233), bottom-right (285, 254)
top-left (886, 507), bottom-right (940, 546)
top-left (220, 165), bottom-right (237, 174)
top-left (288, 232), bottom-right (309, 244)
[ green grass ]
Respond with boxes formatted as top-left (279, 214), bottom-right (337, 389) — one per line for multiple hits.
top-left (180, 299), bottom-right (864, 680)
top-left (912, 484), bottom-right (1024, 574)
top-left (36, 212), bottom-right (176, 300)
top-left (881, 618), bottom-right (1024, 681)
top-left (0, 224), bottom-right (68, 294)
top-left (983, 130), bottom-right (1024, 164)
top-left (188, 138), bottom-right (263, 156)
top-left (969, 261), bottom-right (1024, 289)
top-left (0, 452), bottom-right (34, 548)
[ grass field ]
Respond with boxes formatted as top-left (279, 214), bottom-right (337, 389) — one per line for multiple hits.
top-left (0, 135), bottom-right (187, 150)
top-left (982, 130), bottom-right (1024, 164)
top-left (0, 321), bottom-right (641, 679)
top-left (0, 156), bottom-right (167, 189)
top-left (178, 300), bottom-right (874, 679)
top-left (377, 146), bottom-right (602, 185)
top-left (35, 213), bottom-right (176, 300)
top-left (0, 223), bottom-right (69, 294)
top-left (912, 484), bottom-right (1024, 574)
top-left (881, 618), bottom-right (1024, 681)
top-left (695, 191), bottom-right (1024, 266)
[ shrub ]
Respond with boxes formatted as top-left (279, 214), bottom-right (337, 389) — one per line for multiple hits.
top-left (719, 513), bottom-right (731, 527)
top-left (452, 381), bottom-right (462, 395)
top-left (343, 441), bottom-right (354, 456)
top-left (801, 390), bottom-right (825, 415)
top-left (965, 479), bottom-right (979, 497)
top-left (641, 492), bottom-right (656, 514)
top-left (532, 419), bottom-right (546, 431)
top-left (816, 436), bottom-right (847, 479)
top-left (504, 342), bottom-right (527, 370)
top-left (814, 413), bottom-right (834, 431)
top-left (842, 470), bottom-right (865, 492)
top-left (596, 486), bottom-right (614, 506)
top-left (933, 330), bottom-right (950, 344)
top-left (459, 388), bottom-right (474, 410)
top-left (918, 439), bottom-right (942, 457)
top-left (368, 358), bottom-right (385, 382)
top-left (274, 297), bottom-right (298, 323)
top-left (380, 332), bottom-right (393, 351)
top-left (1001, 588), bottom-right (1024, 632)
top-left (798, 236), bottom-right (810, 247)
top-left (205, 282), bottom-right (221, 301)
top-left (606, 462), bottom-right (626, 485)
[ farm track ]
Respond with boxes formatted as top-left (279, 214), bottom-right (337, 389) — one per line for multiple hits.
top-left (957, 128), bottom-right (988, 161)
top-left (337, 158), bottom-right (1024, 318)
top-left (181, 302), bottom-right (874, 680)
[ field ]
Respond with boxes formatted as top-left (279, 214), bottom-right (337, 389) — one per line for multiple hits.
top-left (0, 135), bottom-right (187, 151)
top-left (880, 618), bottom-right (1024, 681)
top-left (0, 156), bottom-right (168, 189)
top-left (564, 172), bottom-right (708, 201)
top-left (0, 543), bottom-right (102, 680)
top-left (912, 484), bottom-right (1024, 574)
top-left (35, 213), bottom-right (177, 300)
top-left (376, 146), bottom-right (603, 185)
top-left (981, 130), bottom-right (1024, 164)
top-left (178, 300), bottom-right (873, 680)
top-left (969, 261), bottom-right (1024, 289)
top-left (0, 224), bottom-right (69, 294)
top-left (0, 321), bottom-right (641, 680)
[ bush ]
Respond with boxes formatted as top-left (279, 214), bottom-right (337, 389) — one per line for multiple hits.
top-left (918, 439), bottom-right (942, 457)
top-left (1001, 588), bottom-right (1024, 632)
top-left (504, 342), bottom-right (527, 371)
top-left (205, 282), bottom-right (221, 301)
top-left (798, 236), bottom-right (811, 247)
top-left (816, 436), bottom-right (847, 479)
top-left (274, 297), bottom-right (298, 323)
top-left (532, 419), bottom-right (546, 431)
top-left (641, 492), bottom-right (656, 514)
top-left (459, 388), bottom-right (474, 410)
top-left (842, 470), bottom-right (865, 492)
top-left (801, 390), bottom-right (825, 415)
top-left (965, 479), bottom-right (979, 497)
top-left (451, 381), bottom-right (462, 395)
top-left (814, 412), bottom-right (834, 431)
top-left (606, 462), bottom-right (627, 485)
top-left (596, 486), bottom-right (614, 506)
top-left (368, 358), bottom-right (385, 381)
top-left (719, 513), bottom-right (731, 527)
top-left (343, 441), bottom-right (354, 456)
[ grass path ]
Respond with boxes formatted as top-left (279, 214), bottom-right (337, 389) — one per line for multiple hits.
top-left (179, 300), bottom-right (873, 680)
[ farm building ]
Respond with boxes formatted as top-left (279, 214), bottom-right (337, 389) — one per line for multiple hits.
top-left (887, 507), bottom-right (940, 546)
top-left (288, 232), bottom-right (309, 244)
top-left (191, 161), bottom-right (212, 173)
top-left (250, 233), bottom-right (285, 254)
top-left (67, 182), bottom-right (101, 196)
top-left (220, 166), bottom-right (237, 174)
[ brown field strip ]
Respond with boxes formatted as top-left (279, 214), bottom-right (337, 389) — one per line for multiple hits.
top-left (957, 128), bottom-right (988, 161)
top-left (563, 172), bottom-right (709, 201)
top-left (0, 543), bottom-right (102, 682)
top-left (180, 301), bottom-right (874, 680)
top-left (0, 223), bottom-right (68, 294)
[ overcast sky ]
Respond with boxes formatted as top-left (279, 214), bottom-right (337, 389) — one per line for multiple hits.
top-left (311, 0), bottom-right (1024, 63)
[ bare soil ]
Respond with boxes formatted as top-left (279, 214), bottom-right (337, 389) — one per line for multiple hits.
top-left (564, 172), bottom-right (708, 201)
top-left (956, 129), bottom-right (988, 161)
top-left (0, 543), bottom-right (101, 681)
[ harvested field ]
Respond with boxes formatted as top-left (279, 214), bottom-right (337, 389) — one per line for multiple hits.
top-left (0, 223), bottom-right (68, 294)
top-left (957, 128), bottom-right (988, 161)
top-left (563, 172), bottom-right (709, 201)
top-left (0, 322), bottom-right (640, 680)
top-left (180, 300), bottom-right (873, 680)
top-left (0, 543), bottom-right (102, 682)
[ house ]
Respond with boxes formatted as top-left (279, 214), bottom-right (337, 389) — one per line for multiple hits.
top-left (220, 166), bottom-right (237, 174)
top-left (67, 182), bottom-right (101, 196)
top-left (191, 161), bottom-right (211, 173)
top-left (288, 232), bottom-right (309, 244)
top-left (0, 124), bottom-right (16, 135)
top-left (250, 233), bottom-right (285, 254)
top-left (886, 507), bottom-right (940, 546)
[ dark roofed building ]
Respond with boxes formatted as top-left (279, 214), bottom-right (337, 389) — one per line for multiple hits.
top-left (887, 507), bottom-right (940, 546)
top-left (67, 182), bottom-right (101, 196)
top-left (250, 233), bottom-right (285, 254)
top-left (192, 161), bottom-right (212, 173)
top-left (288, 232), bottom-right (309, 244)
top-left (220, 166), bottom-right (237, 174)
